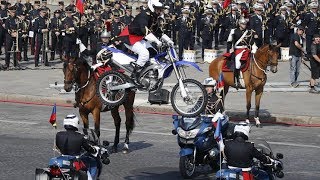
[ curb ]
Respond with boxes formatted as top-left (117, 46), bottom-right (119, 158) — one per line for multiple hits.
top-left (0, 93), bottom-right (319, 127)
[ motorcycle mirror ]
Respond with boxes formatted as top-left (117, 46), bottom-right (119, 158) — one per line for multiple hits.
top-left (276, 171), bottom-right (284, 178)
top-left (276, 153), bottom-right (283, 159)
top-left (103, 140), bottom-right (110, 147)
top-left (172, 129), bottom-right (177, 135)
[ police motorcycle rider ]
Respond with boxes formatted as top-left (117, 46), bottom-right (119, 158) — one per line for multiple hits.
top-left (226, 17), bottom-right (259, 89)
top-left (223, 122), bottom-right (281, 176)
top-left (55, 114), bottom-right (102, 179)
top-left (202, 77), bottom-right (224, 115)
top-left (118, 0), bottom-right (174, 84)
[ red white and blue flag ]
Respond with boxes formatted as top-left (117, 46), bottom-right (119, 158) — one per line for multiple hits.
top-left (213, 115), bottom-right (225, 151)
top-left (49, 103), bottom-right (57, 128)
top-left (76, 0), bottom-right (85, 14)
top-left (217, 73), bottom-right (225, 93)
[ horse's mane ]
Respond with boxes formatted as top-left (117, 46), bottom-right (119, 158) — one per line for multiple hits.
top-left (77, 56), bottom-right (92, 72)
top-left (254, 44), bottom-right (270, 59)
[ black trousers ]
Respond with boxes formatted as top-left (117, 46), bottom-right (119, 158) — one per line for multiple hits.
top-left (35, 35), bottom-right (48, 66)
top-left (202, 37), bottom-right (213, 59)
top-left (21, 37), bottom-right (28, 60)
top-left (51, 33), bottom-right (63, 60)
top-left (178, 34), bottom-right (191, 60)
top-left (5, 35), bottom-right (20, 67)
top-left (90, 34), bottom-right (99, 64)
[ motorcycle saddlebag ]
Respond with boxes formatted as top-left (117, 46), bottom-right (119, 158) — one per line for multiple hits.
top-left (148, 89), bottom-right (170, 105)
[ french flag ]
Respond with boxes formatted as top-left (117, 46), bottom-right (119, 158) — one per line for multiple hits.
top-left (49, 103), bottom-right (57, 128)
top-left (76, 0), bottom-right (84, 14)
top-left (214, 117), bottom-right (225, 151)
top-left (217, 73), bottom-right (225, 93)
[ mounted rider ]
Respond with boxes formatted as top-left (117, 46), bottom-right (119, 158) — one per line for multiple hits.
top-left (226, 5), bottom-right (259, 89)
top-left (118, 0), bottom-right (174, 84)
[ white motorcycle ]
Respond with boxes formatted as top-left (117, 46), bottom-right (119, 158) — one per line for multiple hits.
top-left (95, 36), bottom-right (207, 117)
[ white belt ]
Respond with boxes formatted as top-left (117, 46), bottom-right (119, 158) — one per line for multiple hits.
top-left (228, 166), bottom-right (252, 171)
top-left (235, 46), bottom-right (248, 49)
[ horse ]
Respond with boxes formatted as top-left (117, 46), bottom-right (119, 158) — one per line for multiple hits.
top-left (62, 55), bottom-right (136, 153)
top-left (209, 44), bottom-right (280, 127)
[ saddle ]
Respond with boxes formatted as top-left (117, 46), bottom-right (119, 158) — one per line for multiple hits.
top-left (222, 52), bottom-right (250, 73)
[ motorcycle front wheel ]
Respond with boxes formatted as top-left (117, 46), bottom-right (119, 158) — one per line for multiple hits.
top-left (171, 79), bottom-right (208, 117)
top-left (179, 155), bottom-right (196, 179)
top-left (96, 70), bottom-right (128, 106)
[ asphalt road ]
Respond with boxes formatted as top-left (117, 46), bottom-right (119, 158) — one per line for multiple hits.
top-left (0, 102), bottom-right (319, 180)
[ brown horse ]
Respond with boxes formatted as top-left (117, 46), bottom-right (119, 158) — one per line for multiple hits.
top-left (63, 56), bottom-right (136, 153)
top-left (209, 44), bottom-right (280, 127)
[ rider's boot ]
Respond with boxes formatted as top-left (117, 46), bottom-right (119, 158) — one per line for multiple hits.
top-left (234, 69), bottom-right (241, 90)
top-left (131, 65), bottom-right (143, 85)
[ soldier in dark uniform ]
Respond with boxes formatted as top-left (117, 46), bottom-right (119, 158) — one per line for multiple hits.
top-left (29, 1), bottom-right (40, 56)
top-left (4, 6), bottom-right (20, 69)
top-left (24, 0), bottom-right (33, 13)
top-left (0, 1), bottom-right (7, 55)
top-left (226, 18), bottom-right (258, 89)
top-left (111, 12), bottom-right (124, 37)
top-left (273, 6), bottom-right (290, 48)
top-left (66, 0), bottom-right (76, 12)
top-left (58, 1), bottom-right (66, 18)
top-left (93, 0), bottom-right (103, 12)
top-left (19, 11), bottom-right (30, 61)
top-left (162, 6), bottom-right (173, 39)
top-left (172, 0), bottom-right (183, 44)
top-left (34, 7), bottom-right (50, 67)
top-left (41, 0), bottom-right (50, 18)
top-left (61, 7), bottom-right (78, 58)
top-left (50, 10), bottom-right (63, 61)
top-left (119, 0), bottom-right (127, 10)
top-left (302, 3), bottom-right (319, 57)
top-left (89, 10), bottom-right (104, 64)
top-left (176, 7), bottom-right (194, 60)
top-left (15, 0), bottom-right (25, 16)
top-left (140, 0), bottom-right (148, 12)
top-left (191, 0), bottom-right (205, 44)
top-left (249, 4), bottom-right (264, 47)
top-left (285, 2), bottom-right (299, 37)
top-left (101, 3), bottom-right (112, 21)
top-left (200, 8), bottom-right (215, 59)
top-left (224, 5), bottom-right (240, 44)
top-left (113, 2), bottom-right (125, 17)
top-left (211, 1), bottom-right (222, 49)
top-left (121, 6), bottom-right (133, 26)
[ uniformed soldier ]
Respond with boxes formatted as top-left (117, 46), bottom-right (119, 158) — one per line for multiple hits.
top-left (15, 0), bottom-right (25, 16)
top-left (50, 10), bottom-right (63, 61)
top-left (172, 0), bottom-right (183, 44)
top-left (89, 10), bottom-right (104, 64)
top-left (24, 0), bottom-right (33, 13)
top-left (302, 3), bottom-right (319, 57)
top-left (200, 7), bottom-right (215, 59)
top-left (184, 0), bottom-right (196, 49)
top-left (285, 2), bottom-right (299, 36)
top-left (111, 12), bottom-right (124, 37)
top-left (249, 4), bottom-right (265, 47)
top-left (101, 3), bottom-right (112, 21)
top-left (224, 5), bottom-right (240, 43)
top-left (19, 11), bottom-right (30, 61)
top-left (4, 6), bottom-right (20, 69)
top-left (273, 6), bottom-right (290, 47)
top-left (34, 7), bottom-right (50, 67)
top-left (211, 0), bottom-right (222, 49)
top-left (226, 18), bottom-right (258, 89)
top-left (66, 0), bottom-right (76, 12)
top-left (0, 1), bottom-right (7, 55)
top-left (119, 0), bottom-right (127, 10)
top-left (140, 0), bottom-right (148, 12)
top-left (113, 2), bottom-right (125, 17)
top-left (93, 0), bottom-right (103, 12)
top-left (41, 0), bottom-right (50, 18)
top-left (61, 6), bottom-right (78, 58)
top-left (29, 1), bottom-right (41, 55)
top-left (58, 1), bottom-right (66, 18)
top-left (121, 5), bottom-right (134, 26)
top-left (176, 7), bottom-right (194, 60)
top-left (191, 0), bottom-right (205, 44)
top-left (162, 6), bottom-right (173, 39)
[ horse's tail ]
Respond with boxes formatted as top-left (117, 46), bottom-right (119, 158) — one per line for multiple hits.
top-left (126, 111), bottom-right (136, 135)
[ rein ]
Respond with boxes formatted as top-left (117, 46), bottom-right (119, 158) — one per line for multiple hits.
top-left (250, 47), bottom-right (275, 82)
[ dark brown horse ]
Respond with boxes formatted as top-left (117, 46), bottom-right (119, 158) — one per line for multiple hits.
top-left (62, 56), bottom-right (136, 153)
top-left (209, 44), bottom-right (280, 127)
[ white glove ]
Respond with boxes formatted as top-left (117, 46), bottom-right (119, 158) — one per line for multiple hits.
top-left (252, 43), bottom-right (258, 54)
top-left (145, 33), bottom-right (162, 47)
top-left (161, 34), bottom-right (174, 46)
top-left (91, 145), bottom-right (100, 157)
top-left (91, 62), bottom-right (103, 71)
top-left (79, 43), bottom-right (86, 53)
top-left (76, 38), bottom-right (82, 45)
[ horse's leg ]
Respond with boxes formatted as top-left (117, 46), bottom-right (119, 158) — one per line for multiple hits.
top-left (122, 91), bottom-right (136, 154)
top-left (111, 106), bottom-right (121, 153)
top-left (92, 108), bottom-right (101, 137)
top-left (79, 109), bottom-right (89, 135)
top-left (254, 87), bottom-right (264, 128)
top-left (245, 88), bottom-right (253, 124)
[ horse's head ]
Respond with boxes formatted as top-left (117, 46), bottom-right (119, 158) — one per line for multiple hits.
top-left (267, 43), bottom-right (281, 73)
top-left (62, 55), bottom-right (89, 92)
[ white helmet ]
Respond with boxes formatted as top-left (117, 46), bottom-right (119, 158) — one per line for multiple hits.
top-left (100, 30), bottom-right (111, 38)
top-left (202, 77), bottom-right (217, 87)
top-left (63, 114), bottom-right (79, 130)
top-left (234, 122), bottom-right (250, 140)
top-left (148, 0), bottom-right (163, 13)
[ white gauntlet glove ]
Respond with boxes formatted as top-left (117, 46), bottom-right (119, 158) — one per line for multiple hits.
top-left (252, 43), bottom-right (258, 54)
top-left (161, 34), bottom-right (174, 46)
top-left (145, 33), bottom-right (162, 47)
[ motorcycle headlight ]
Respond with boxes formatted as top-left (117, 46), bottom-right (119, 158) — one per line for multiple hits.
top-left (177, 127), bottom-right (200, 139)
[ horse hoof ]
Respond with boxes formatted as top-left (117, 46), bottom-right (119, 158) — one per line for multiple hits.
top-left (122, 149), bottom-right (129, 154)
top-left (122, 143), bottom-right (129, 154)
top-left (256, 123), bottom-right (262, 128)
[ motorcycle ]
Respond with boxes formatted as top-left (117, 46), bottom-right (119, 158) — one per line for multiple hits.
top-left (172, 113), bottom-right (230, 179)
top-left (95, 39), bottom-right (208, 117)
top-left (35, 129), bottom-right (110, 180)
top-left (216, 140), bottom-right (284, 180)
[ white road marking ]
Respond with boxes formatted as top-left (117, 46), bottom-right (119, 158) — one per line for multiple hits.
top-left (0, 119), bottom-right (38, 125)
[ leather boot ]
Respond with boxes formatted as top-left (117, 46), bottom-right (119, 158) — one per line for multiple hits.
top-left (234, 69), bottom-right (241, 90)
top-left (131, 65), bottom-right (143, 84)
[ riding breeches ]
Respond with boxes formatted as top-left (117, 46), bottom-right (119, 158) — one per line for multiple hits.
top-left (129, 40), bottom-right (152, 67)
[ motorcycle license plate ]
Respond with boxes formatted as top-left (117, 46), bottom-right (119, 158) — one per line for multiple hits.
top-left (179, 137), bottom-right (193, 144)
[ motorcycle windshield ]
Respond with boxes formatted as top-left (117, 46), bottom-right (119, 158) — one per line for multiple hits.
top-left (252, 139), bottom-right (272, 155)
top-left (179, 117), bottom-right (202, 131)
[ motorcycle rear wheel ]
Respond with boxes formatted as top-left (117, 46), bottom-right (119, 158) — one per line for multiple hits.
top-left (179, 155), bottom-right (196, 179)
top-left (171, 79), bottom-right (208, 117)
top-left (96, 70), bottom-right (128, 106)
